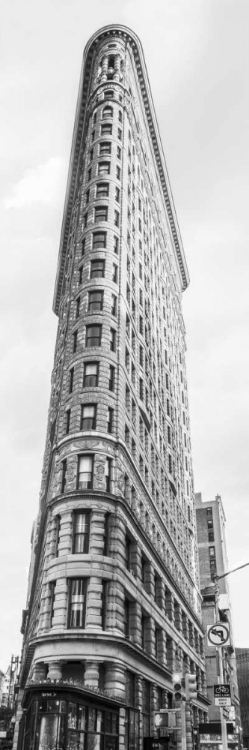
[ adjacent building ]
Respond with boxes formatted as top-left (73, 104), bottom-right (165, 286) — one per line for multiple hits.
top-left (195, 493), bottom-right (241, 743)
top-left (15, 24), bottom-right (209, 750)
top-left (236, 649), bottom-right (249, 749)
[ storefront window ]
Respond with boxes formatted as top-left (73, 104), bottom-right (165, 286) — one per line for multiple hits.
top-left (23, 697), bottom-right (118, 750)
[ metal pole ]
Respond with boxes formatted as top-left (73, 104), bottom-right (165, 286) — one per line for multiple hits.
top-left (214, 578), bottom-right (228, 750)
top-left (218, 647), bottom-right (228, 750)
top-left (181, 700), bottom-right (186, 750)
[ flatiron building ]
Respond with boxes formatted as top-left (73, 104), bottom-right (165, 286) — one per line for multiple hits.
top-left (15, 24), bottom-right (209, 750)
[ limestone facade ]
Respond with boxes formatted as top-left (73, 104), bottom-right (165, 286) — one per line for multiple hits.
top-left (16, 25), bottom-right (209, 750)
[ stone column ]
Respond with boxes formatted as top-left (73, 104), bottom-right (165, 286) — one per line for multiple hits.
top-left (47, 661), bottom-right (62, 680)
top-left (101, 55), bottom-right (108, 83)
top-left (59, 511), bottom-right (72, 556)
top-left (130, 541), bottom-right (140, 577)
top-left (108, 579), bottom-right (124, 632)
top-left (105, 662), bottom-right (126, 700)
top-left (89, 511), bottom-right (106, 555)
top-left (32, 662), bottom-right (47, 681)
top-left (174, 603), bottom-right (183, 633)
top-left (165, 588), bottom-right (174, 622)
top-left (188, 621), bottom-right (194, 648)
top-left (143, 561), bottom-right (154, 596)
top-left (85, 576), bottom-right (102, 629)
top-left (155, 577), bottom-right (165, 611)
top-left (129, 601), bottom-right (142, 645)
top-left (53, 576), bottom-right (68, 629)
top-left (167, 638), bottom-right (176, 673)
top-left (182, 612), bottom-right (189, 643)
top-left (113, 55), bottom-right (120, 81)
top-left (155, 628), bottom-right (167, 666)
top-left (84, 661), bottom-right (99, 689)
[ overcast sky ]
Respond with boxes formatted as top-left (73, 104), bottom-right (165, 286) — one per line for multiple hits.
top-left (1, 0), bottom-right (248, 672)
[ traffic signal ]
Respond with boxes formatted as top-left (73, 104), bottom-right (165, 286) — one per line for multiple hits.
top-left (155, 711), bottom-right (176, 728)
top-left (173, 672), bottom-right (182, 702)
top-left (185, 673), bottom-right (197, 701)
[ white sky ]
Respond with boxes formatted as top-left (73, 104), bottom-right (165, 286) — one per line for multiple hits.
top-left (1, 0), bottom-right (249, 672)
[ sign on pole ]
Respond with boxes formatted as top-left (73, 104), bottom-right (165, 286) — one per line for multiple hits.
top-left (207, 622), bottom-right (230, 647)
top-left (214, 684), bottom-right (231, 707)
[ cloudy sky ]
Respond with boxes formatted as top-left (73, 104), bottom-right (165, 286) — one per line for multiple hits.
top-left (1, 0), bottom-right (248, 671)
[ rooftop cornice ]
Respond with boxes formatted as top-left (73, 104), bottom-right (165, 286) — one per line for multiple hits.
top-left (53, 24), bottom-right (189, 315)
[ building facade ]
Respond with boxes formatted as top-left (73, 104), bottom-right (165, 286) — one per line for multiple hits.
top-left (236, 649), bottom-right (249, 749)
top-left (16, 25), bottom-right (209, 750)
top-left (195, 493), bottom-right (241, 743)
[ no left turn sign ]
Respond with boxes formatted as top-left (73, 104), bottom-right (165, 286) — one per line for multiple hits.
top-left (207, 622), bottom-right (230, 647)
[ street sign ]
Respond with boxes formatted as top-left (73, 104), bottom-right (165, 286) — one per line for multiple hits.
top-left (207, 622), bottom-right (230, 647)
top-left (214, 684), bottom-right (231, 707)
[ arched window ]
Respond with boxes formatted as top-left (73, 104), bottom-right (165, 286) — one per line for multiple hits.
top-left (102, 105), bottom-right (113, 119)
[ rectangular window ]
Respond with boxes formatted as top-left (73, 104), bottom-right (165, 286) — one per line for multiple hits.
top-left (79, 266), bottom-right (83, 285)
top-left (69, 368), bottom-right (74, 393)
top-left (107, 407), bottom-right (114, 434)
top-left (110, 328), bottom-right (116, 352)
top-left (65, 409), bottom-right (71, 434)
top-left (49, 582), bottom-right (55, 628)
top-left (76, 297), bottom-right (80, 318)
top-left (103, 512), bottom-right (110, 555)
top-left (98, 161), bottom-right (110, 176)
top-left (117, 127), bottom-right (122, 140)
top-left (116, 166), bottom-right (121, 180)
top-left (86, 189), bottom-right (90, 204)
top-left (117, 146), bottom-right (121, 159)
top-left (105, 459), bottom-right (112, 493)
top-left (101, 580), bottom-right (108, 629)
top-left (88, 168), bottom-right (91, 182)
top-left (101, 123), bottom-right (112, 135)
top-left (84, 212), bottom-right (88, 228)
top-left (114, 210), bottom-right (120, 227)
top-left (124, 599), bottom-right (130, 637)
top-left (92, 231), bottom-right (106, 250)
top-left (96, 182), bottom-right (109, 199)
top-left (86, 324), bottom-right (102, 347)
top-left (81, 404), bottom-right (96, 430)
top-left (111, 294), bottom-right (117, 316)
top-left (88, 290), bottom-right (103, 311)
top-left (102, 105), bottom-right (113, 119)
top-left (139, 378), bottom-right (144, 401)
top-left (68, 579), bottom-right (88, 628)
top-left (73, 512), bottom-right (90, 553)
top-left (73, 330), bottom-right (78, 353)
top-left (91, 130), bottom-right (95, 142)
top-left (99, 141), bottom-right (111, 156)
top-left (90, 259), bottom-right (105, 278)
top-left (78, 454), bottom-right (93, 489)
top-left (83, 361), bottom-right (99, 387)
top-left (114, 236), bottom-right (119, 254)
top-left (109, 365), bottom-right (115, 391)
top-left (112, 264), bottom-right (118, 283)
top-left (125, 535), bottom-right (131, 570)
top-left (115, 187), bottom-right (120, 203)
top-left (95, 206), bottom-right (108, 223)
top-left (61, 460), bottom-right (67, 493)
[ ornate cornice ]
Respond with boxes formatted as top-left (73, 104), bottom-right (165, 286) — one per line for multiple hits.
top-left (53, 24), bottom-right (189, 316)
